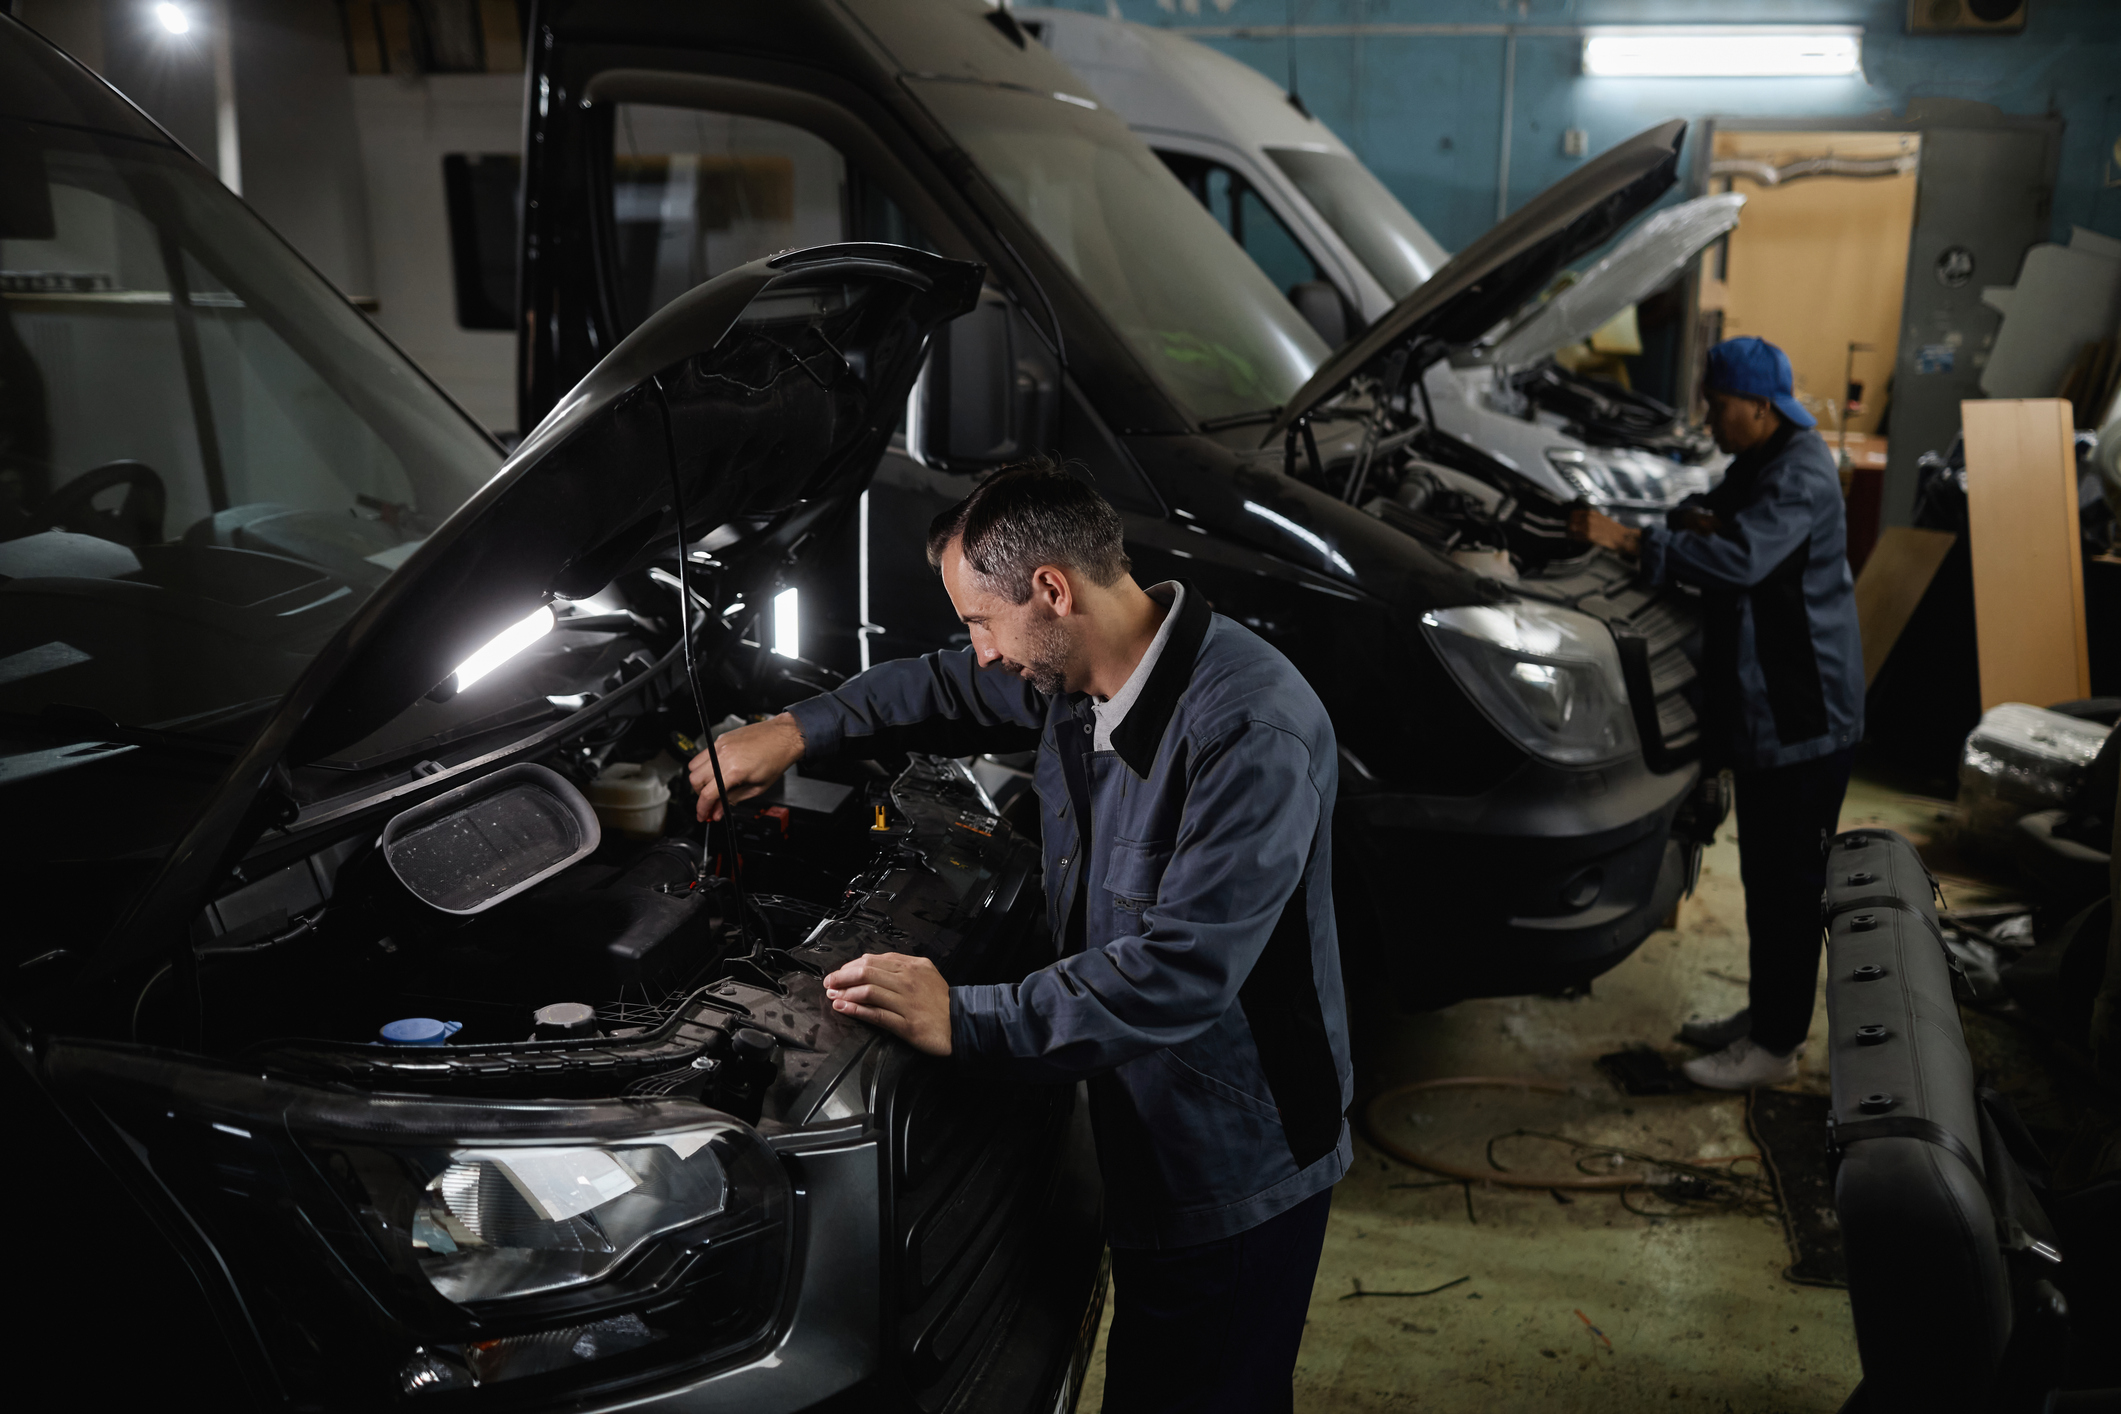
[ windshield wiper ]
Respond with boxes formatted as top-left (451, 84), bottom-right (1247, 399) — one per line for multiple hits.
top-left (0, 707), bottom-right (243, 789)
top-left (24, 705), bottom-right (242, 759)
top-left (1203, 405), bottom-right (1371, 434)
top-left (1198, 408), bottom-right (1282, 432)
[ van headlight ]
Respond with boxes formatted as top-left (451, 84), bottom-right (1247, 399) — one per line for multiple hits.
top-left (411, 1133), bottom-right (731, 1306)
top-left (1422, 602), bottom-right (1638, 766)
top-left (54, 1047), bottom-right (792, 1402)
top-left (1545, 447), bottom-right (1609, 502)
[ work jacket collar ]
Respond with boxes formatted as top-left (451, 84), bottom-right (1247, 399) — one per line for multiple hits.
top-left (1727, 419), bottom-right (1797, 483)
top-left (1109, 581), bottom-right (1211, 779)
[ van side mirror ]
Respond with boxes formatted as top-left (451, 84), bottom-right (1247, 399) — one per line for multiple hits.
top-left (907, 288), bottom-right (1058, 471)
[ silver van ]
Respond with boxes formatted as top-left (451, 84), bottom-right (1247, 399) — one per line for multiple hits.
top-left (1024, 6), bottom-right (1739, 522)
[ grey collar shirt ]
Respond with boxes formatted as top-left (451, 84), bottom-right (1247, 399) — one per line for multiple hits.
top-left (1091, 582), bottom-right (1183, 754)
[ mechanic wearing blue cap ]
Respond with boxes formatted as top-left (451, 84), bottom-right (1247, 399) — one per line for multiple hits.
top-left (1570, 336), bottom-right (1863, 1089)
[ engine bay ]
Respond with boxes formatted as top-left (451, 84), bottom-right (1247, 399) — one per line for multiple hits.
top-left (1283, 359), bottom-right (1615, 575)
top-left (135, 563), bottom-right (1049, 1131)
top-left (1275, 359), bottom-right (1709, 766)
top-left (1505, 358), bottom-right (1718, 465)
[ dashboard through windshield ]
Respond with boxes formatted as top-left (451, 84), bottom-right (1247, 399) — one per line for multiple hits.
top-left (0, 119), bottom-right (501, 763)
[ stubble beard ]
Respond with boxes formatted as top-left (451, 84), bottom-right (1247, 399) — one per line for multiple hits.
top-left (1001, 615), bottom-right (1073, 697)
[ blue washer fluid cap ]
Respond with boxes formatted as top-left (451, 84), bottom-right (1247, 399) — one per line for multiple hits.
top-left (379, 1017), bottom-right (462, 1046)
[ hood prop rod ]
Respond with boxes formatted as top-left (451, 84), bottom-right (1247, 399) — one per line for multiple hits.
top-left (651, 374), bottom-right (765, 950)
top-left (1284, 416), bottom-right (1324, 485)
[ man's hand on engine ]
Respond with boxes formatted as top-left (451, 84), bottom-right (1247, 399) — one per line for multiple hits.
top-left (1568, 505), bottom-right (1643, 558)
top-left (688, 712), bottom-right (805, 822)
top-left (822, 953), bottom-right (953, 1056)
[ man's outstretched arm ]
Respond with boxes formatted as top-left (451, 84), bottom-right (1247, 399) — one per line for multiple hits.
top-left (689, 647), bottom-right (1047, 819)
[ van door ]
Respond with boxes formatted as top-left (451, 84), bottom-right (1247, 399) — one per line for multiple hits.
top-left (588, 92), bottom-right (965, 669)
top-left (544, 74), bottom-right (1179, 675)
top-left (601, 100), bottom-right (872, 679)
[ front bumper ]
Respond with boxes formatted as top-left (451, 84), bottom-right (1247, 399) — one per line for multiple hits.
top-left (605, 1085), bottom-right (1104, 1413)
top-left (19, 1048), bottom-right (1103, 1414)
top-left (1337, 754), bottom-right (1697, 1003)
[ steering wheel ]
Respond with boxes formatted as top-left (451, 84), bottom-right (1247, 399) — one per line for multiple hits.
top-left (22, 460), bottom-right (167, 547)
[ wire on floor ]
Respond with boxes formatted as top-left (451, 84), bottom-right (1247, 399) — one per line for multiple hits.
top-left (1364, 1077), bottom-right (1774, 1218)
top-left (1340, 1275), bottom-right (1472, 1300)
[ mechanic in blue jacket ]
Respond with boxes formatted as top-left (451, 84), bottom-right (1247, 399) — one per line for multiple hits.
top-left (1572, 337), bottom-right (1864, 1090)
top-left (689, 463), bottom-right (1350, 1413)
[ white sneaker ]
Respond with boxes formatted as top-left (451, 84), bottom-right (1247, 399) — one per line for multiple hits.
top-left (1681, 1036), bottom-right (1801, 1090)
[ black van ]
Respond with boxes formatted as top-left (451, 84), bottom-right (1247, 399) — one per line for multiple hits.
top-left (2, 12), bottom-right (1103, 1411)
top-left (1, 4), bottom-right (1712, 1409)
top-left (517, 0), bottom-right (1714, 1004)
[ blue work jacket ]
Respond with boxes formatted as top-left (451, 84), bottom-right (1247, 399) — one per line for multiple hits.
top-left (1641, 424), bottom-right (1865, 770)
top-left (787, 585), bottom-right (1352, 1248)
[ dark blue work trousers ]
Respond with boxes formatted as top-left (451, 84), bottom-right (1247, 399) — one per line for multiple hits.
top-left (1736, 748), bottom-right (1856, 1054)
top-left (1102, 1186), bottom-right (1332, 1414)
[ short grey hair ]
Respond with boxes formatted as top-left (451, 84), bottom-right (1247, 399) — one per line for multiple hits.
top-left (925, 459), bottom-right (1131, 604)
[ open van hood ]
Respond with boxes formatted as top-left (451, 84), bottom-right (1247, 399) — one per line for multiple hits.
top-left (289, 245), bottom-right (981, 761)
top-left (1265, 120), bottom-right (1687, 444)
top-left (91, 243), bottom-right (977, 986)
top-left (1483, 192), bottom-right (1744, 370)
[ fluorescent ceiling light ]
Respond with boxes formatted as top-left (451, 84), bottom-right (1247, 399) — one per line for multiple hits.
top-left (452, 605), bottom-right (554, 691)
top-left (773, 587), bottom-right (801, 660)
top-left (154, 3), bottom-right (191, 35)
top-left (1582, 27), bottom-right (1861, 79)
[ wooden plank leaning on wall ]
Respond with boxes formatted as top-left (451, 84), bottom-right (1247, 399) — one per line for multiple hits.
top-left (1854, 526), bottom-right (1957, 688)
top-left (1961, 398), bottom-right (2092, 709)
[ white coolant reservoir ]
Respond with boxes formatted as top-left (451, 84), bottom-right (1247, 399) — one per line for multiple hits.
top-left (587, 761), bottom-right (673, 839)
top-left (1449, 547), bottom-right (1518, 582)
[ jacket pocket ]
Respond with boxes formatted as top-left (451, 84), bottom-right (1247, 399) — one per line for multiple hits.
top-left (1154, 1046), bottom-right (1285, 1125)
top-left (1102, 836), bottom-right (1172, 931)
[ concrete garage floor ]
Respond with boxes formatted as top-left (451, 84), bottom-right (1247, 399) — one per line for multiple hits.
top-left (1075, 771), bottom-right (2016, 1413)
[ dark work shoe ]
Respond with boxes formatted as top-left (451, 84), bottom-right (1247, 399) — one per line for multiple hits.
top-left (1678, 1008), bottom-right (1751, 1051)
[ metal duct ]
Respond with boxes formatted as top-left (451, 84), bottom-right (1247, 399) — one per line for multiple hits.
top-left (1710, 154), bottom-right (1918, 186)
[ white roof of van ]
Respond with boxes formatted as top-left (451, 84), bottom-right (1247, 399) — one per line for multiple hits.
top-left (1022, 8), bottom-right (1351, 157)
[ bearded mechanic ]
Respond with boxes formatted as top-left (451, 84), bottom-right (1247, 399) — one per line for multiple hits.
top-left (689, 463), bottom-right (1351, 1413)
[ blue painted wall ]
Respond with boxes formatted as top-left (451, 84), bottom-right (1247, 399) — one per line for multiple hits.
top-left (1047, 0), bottom-right (2121, 255)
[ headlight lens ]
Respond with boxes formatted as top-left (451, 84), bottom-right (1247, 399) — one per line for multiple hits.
top-left (1547, 445), bottom-right (1722, 522)
top-left (414, 1135), bottom-right (729, 1304)
top-left (1544, 447), bottom-right (1608, 502)
top-left (54, 1046), bottom-right (792, 1405)
top-left (1422, 602), bottom-right (1638, 766)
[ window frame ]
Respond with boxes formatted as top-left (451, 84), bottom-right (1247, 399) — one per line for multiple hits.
top-left (441, 152), bottom-right (522, 333)
top-left (1156, 149), bottom-right (1329, 296)
top-left (579, 71), bottom-right (981, 342)
top-left (1142, 134), bottom-right (1371, 322)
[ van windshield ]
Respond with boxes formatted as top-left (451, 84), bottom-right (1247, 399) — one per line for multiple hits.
top-left (907, 79), bottom-right (1327, 425)
top-left (1265, 148), bottom-right (1450, 300)
top-left (0, 119), bottom-right (500, 758)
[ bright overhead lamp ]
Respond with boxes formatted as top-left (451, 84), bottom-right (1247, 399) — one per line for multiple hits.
top-left (154, 2), bottom-right (191, 35)
top-left (1581, 27), bottom-right (1862, 79)
top-left (452, 605), bottom-right (554, 691)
